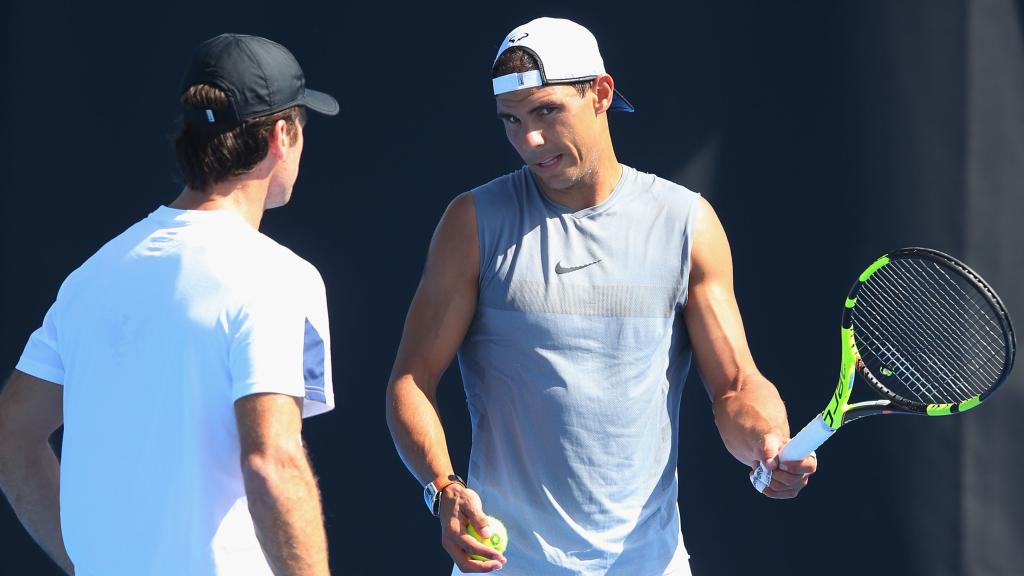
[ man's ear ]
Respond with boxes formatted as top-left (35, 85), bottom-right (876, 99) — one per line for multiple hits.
top-left (592, 74), bottom-right (615, 114)
top-left (268, 119), bottom-right (291, 160)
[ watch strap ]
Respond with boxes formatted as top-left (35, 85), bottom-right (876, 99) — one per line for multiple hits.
top-left (424, 473), bottom-right (466, 517)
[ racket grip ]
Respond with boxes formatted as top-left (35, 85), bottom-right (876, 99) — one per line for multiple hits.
top-left (780, 414), bottom-right (834, 460)
top-left (750, 414), bottom-right (834, 493)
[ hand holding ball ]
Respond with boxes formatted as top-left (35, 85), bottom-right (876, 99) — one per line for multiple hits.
top-left (466, 516), bottom-right (508, 561)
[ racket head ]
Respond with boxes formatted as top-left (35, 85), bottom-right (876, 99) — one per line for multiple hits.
top-left (844, 247), bottom-right (1016, 417)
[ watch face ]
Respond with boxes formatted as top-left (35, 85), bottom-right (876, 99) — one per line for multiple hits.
top-left (424, 482), bottom-right (439, 512)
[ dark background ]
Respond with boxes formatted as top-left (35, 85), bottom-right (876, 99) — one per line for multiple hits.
top-left (3, 1), bottom-right (1022, 575)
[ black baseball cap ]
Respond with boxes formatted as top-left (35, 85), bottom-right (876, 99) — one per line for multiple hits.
top-left (181, 33), bottom-right (339, 127)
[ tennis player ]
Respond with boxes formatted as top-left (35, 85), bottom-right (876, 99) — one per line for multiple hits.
top-left (386, 17), bottom-right (817, 575)
top-left (0, 34), bottom-right (337, 575)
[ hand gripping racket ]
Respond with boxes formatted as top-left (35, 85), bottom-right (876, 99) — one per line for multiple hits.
top-left (751, 247), bottom-right (1016, 492)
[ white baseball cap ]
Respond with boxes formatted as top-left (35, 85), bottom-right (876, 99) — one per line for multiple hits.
top-left (491, 17), bottom-right (635, 112)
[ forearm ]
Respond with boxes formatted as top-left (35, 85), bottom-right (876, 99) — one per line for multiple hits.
top-left (712, 370), bottom-right (790, 466)
top-left (0, 442), bottom-right (74, 574)
top-left (386, 374), bottom-right (456, 485)
top-left (243, 446), bottom-right (329, 576)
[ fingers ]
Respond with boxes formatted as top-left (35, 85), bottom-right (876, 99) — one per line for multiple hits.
top-left (779, 451), bottom-right (818, 475)
top-left (757, 451), bottom-right (817, 499)
top-left (760, 433), bottom-right (784, 465)
top-left (438, 485), bottom-right (507, 572)
top-left (748, 433), bottom-right (790, 494)
top-left (458, 490), bottom-right (492, 539)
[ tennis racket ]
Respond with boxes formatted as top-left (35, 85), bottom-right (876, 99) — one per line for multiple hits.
top-left (751, 247), bottom-right (1016, 492)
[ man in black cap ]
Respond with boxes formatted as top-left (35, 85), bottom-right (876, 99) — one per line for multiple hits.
top-left (0, 34), bottom-right (338, 575)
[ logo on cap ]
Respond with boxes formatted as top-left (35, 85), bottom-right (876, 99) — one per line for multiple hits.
top-left (508, 32), bottom-right (529, 44)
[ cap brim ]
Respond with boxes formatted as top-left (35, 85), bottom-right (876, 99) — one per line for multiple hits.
top-left (610, 89), bottom-right (635, 113)
top-left (301, 88), bottom-right (340, 116)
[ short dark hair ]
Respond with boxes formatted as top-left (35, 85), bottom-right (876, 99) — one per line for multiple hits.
top-left (491, 47), bottom-right (592, 98)
top-left (174, 84), bottom-right (305, 192)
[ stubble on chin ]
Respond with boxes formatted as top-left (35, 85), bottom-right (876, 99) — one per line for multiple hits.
top-left (555, 157), bottom-right (596, 194)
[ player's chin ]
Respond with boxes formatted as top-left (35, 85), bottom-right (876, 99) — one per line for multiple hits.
top-left (264, 191), bottom-right (293, 210)
top-left (548, 176), bottom-right (586, 196)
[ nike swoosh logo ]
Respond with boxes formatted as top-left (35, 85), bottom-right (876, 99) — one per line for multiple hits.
top-left (555, 259), bottom-right (602, 274)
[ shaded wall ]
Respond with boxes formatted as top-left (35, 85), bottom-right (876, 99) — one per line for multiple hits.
top-left (2, 1), bottom-right (1021, 575)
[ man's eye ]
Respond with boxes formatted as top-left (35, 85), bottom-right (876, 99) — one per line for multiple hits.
top-left (503, 116), bottom-right (520, 125)
top-left (538, 107), bottom-right (557, 116)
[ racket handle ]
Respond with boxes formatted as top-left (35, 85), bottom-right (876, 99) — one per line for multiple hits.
top-left (780, 414), bottom-right (834, 460)
top-left (750, 414), bottom-right (834, 493)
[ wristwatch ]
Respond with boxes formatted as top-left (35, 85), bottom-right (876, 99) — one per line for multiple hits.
top-left (423, 473), bottom-right (466, 517)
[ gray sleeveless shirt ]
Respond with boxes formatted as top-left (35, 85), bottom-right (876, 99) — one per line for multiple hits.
top-left (455, 165), bottom-right (699, 575)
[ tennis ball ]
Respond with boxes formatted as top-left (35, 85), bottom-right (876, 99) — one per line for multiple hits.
top-left (466, 516), bottom-right (508, 561)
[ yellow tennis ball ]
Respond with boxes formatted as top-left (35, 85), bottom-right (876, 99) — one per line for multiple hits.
top-left (466, 516), bottom-right (508, 561)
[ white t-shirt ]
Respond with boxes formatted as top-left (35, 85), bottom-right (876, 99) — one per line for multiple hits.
top-left (16, 206), bottom-right (334, 575)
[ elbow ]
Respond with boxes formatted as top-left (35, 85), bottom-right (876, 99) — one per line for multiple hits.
top-left (385, 377), bottom-right (400, 421)
top-left (386, 372), bottom-right (436, 416)
top-left (385, 375), bottom-right (400, 407)
top-left (0, 442), bottom-right (11, 483)
top-left (0, 403), bottom-right (15, 454)
top-left (385, 379), bottom-right (407, 439)
top-left (0, 421), bottom-right (23, 475)
top-left (240, 442), bottom-right (309, 499)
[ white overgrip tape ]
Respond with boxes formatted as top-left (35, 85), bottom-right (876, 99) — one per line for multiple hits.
top-left (751, 466), bottom-right (772, 493)
top-left (751, 413), bottom-right (833, 494)
top-left (779, 414), bottom-right (835, 461)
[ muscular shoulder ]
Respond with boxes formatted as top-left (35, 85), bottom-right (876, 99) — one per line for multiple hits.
top-left (467, 166), bottom-right (532, 217)
top-left (431, 192), bottom-right (478, 276)
top-left (689, 196), bottom-right (732, 285)
top-left (441, 191), bottom-right (476, 228)
top-left (470, 166), bottom-right (529, 197)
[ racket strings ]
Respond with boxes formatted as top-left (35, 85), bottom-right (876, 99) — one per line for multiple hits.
top-left (857, 260), bottom-right (1006, 400)
top-left (881, 261), bottom-right (1005, 373)
top-left (883, 265), bottom-right (1004, 386)
top-left (856, 310), bottom-right (968, 404)
top-left (856, 300), bottom-right (985, 405)
top-left (863, 264), bottom-right (1004, 399)
top-left (895, 260), bottom-right (1008, 379)
top-left (860, 271), bottom-right (992, 399)
top-left (853, 258), bottom-right (1008, 405)
top-left (911, 260), bottom-right (1009, 358)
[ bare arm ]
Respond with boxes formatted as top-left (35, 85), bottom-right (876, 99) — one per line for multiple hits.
top-left (684, 197), bottom-right (815, 498)
top-left (385, 193), bottom-right (506, 572)
top-left (236, 393), bottom-right (328, 575)
top-left (0, 370), bottom-right (74, 574)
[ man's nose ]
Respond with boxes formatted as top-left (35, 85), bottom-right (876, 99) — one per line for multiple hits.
top-left (524, 128), bottom-right (544, 148)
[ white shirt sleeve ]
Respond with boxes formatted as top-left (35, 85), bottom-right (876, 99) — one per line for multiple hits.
top-left (16, 298), bottom-right (66, 385)
top-left (228, 264), bottom-right (334, 418)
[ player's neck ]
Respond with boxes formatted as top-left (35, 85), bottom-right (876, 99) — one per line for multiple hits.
top-left (170, 178), bottom-right (269, 229)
